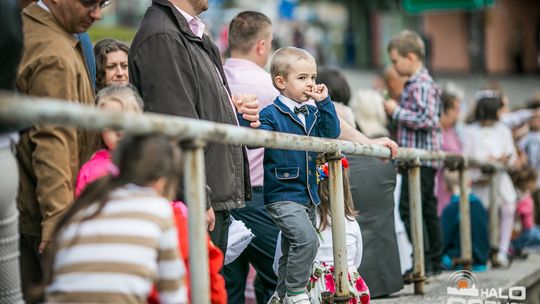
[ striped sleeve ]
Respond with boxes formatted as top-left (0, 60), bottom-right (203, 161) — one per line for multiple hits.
top-left (156, 212), bottom-right (188, 304)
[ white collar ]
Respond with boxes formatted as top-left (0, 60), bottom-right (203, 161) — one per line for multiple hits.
top-left (37, 0), bottom-right (50, 12)
top-left (279, 95), bottom-right (307, 113)
top-left (172, 4), bottom-right (205, 38)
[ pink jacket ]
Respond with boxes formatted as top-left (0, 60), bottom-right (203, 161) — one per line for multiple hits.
top-left (75, 149), bottom-right (112, 197)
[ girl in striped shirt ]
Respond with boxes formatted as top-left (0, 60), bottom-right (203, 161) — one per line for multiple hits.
top-left (45, 134), bottom-right (187, 304)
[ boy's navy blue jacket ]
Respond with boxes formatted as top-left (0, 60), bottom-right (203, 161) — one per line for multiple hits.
top-left (240, 96), bottom-right (340, 206)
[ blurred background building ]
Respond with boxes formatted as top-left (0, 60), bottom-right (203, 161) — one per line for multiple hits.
top-left (92, 0), bottom-right (540, 75)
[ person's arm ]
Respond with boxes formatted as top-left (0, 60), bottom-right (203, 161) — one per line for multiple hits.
top-left (501, 109), bottom-right (533, 129)
top-left (337, 117), bottom-right (398, 159)
top-left (352, 220), bottom-right (363, 269)
top-left (157, 213), bottom-right (188, 304)
top-left (24, 56), bottom-right (81, 248)
top-left (315, 96), bottom-right (341, 139)
top-left (389, 82), bottom-right (440, 130)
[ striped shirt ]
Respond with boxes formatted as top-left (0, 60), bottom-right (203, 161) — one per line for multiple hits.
top-left (519, 131), bottom-right (540, 188)
top-left (391, 68), bottom-right (442, 167)
top-left (46, 184), bottom-right (187, 304)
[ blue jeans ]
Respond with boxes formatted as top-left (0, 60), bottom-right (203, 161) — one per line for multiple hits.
top-left (224, 187), bottom-right (279, 304)
top-left (266, 201), bottom-right (319, 298)
top-left (512, 226), bottom-right (540, 251)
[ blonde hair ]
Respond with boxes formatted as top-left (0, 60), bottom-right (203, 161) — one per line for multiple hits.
top-left (93, 85), bottom-right (144, 151)
top-left (349, 89), bottom-right (388, 137)
top-left (270, 47), bottom-right (315, 90)
top-left (95, 84), bottom-right (143, 113)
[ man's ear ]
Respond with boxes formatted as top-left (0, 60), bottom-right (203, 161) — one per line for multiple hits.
top-left (274, 76), bottom-right (286, 90)
top-left (255, 39), bottom-right (266, 56)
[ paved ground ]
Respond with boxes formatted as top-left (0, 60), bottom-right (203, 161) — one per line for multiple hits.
top-left (371, 253), bottom-right (540, 304)
top-left (342, 70), bottom-right (540, 109)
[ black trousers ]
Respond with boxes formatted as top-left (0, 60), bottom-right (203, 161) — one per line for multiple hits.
top-left (224, 187), bottom-right (279, 304)
top-left (20, 233), bottom-right (43, 303)
top-left (209, 209), bottom-right (231, 262)
top-left (399, 166), bottom-right (443, 271)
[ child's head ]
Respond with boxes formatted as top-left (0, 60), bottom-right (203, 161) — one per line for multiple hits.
top-left (510, 166), bottom-right (538, 193)
top-left (270, 47), bottom-right (317, 103)
top-left (387, 30), bottom-right (425, 77)
top-left (440, 90), bottom-right (461, 129)
top-left (473, 90), bottom-right (504, 124)
top-left (317, 155), bottom-right (357, 231)
top-left (95, 85), bottom-right (143, 151)
top-left (55, 134), bottom-right (182, 238)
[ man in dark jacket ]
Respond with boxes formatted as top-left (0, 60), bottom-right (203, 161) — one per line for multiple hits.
top-left (129, 0), bottom-right (259, 256)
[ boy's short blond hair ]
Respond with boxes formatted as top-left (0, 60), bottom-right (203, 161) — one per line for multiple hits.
top-left (270, 47), bottom-right (315, 90)
top-left (387, 30), bottom-right (425, 61)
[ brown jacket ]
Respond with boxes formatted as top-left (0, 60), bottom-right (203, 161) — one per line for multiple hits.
top-left (16, 3), bottom-right (95, 241)
top-left (129, 0), bottom-right (251, 211)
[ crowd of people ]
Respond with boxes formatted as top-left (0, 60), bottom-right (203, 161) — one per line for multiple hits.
top-left (1, 0), bottom-right (540, 304)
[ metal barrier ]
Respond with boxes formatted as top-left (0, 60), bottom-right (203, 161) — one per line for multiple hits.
top-left (0, 94), bottom-right (507, 300)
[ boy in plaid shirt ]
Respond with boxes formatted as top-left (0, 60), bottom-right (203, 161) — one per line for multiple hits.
top-left (383, 30), bottom-right (443, 277)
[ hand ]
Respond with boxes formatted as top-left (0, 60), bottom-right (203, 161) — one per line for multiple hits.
top-left (383, 99), bottom-right (398, 116)
top-left (304, 84), bottom-right (328, 102)
top-left (39, 240), bottom-right (50, 254)
top-left (206, 207), bottom-right (216, 232)
top-left (371, 137), bottom-right (398, 159)
top-left (233, 94), bottom-right (261, 128)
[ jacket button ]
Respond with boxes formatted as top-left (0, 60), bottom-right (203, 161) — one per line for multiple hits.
top-left (284, 172), bottom-right (290, 177)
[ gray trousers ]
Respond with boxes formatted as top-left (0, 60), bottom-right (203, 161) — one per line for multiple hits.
top-left (266, 201), bottom-right (319, 298)
top-left (0, 146), bottom-right (23, 303)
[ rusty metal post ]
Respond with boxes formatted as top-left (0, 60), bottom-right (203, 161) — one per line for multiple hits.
top-left (488, 172), bottom-right (499, 263)
top-left (328, 152), bottom-right (352, 303)
top-left (458, 164), bottom-right (473, 270)
top-left (408, 158), bottom-right (425, 295)
top-left (182, 140), bottom-right (210, 304)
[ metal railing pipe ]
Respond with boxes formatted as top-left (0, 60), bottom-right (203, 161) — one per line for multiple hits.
top-left (327, 152), bottom-right (351, 302)
top-left (458, 166), bottom-right (473, 270)
top-left (408, 158), bottom-right (425, 295)
top-left (182, 140), bottom-right (210, 304)
top-left (488, 173), bottom-right (500, 263)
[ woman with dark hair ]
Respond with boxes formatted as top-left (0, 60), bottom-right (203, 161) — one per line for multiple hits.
top-left (462, 90), bottom-right (518, 267)
top-left (94, 38), bottom-right (130, 91)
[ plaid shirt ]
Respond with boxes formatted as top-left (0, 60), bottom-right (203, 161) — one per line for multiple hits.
top-left (392, 68), bottom-right (442, 167)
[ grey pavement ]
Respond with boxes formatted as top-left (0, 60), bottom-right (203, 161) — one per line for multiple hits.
top-left (371, 252), bottom-right (540, 304)
top-left (342, 69), bottom-right (540, 109)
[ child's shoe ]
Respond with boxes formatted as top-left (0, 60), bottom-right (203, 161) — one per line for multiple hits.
top-left (267, 291), bottom-right (281, 304)
top-left (284, 293), bottom-right (310, 304)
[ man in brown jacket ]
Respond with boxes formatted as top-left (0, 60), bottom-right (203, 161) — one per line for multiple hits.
top-left (15, 0), bottom-right (107, 299)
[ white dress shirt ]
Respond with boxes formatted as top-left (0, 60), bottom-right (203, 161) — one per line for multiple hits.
top-left (279, 95), bottom-right (308, 126)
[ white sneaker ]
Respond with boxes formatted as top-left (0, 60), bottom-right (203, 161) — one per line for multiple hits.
top-left (267, 291), bottom-right (281, 304)
top-left (284, 293), bottom-right (310, 304)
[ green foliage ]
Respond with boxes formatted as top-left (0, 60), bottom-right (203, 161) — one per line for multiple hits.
top-left (87, 26), bottom-right (136, 45)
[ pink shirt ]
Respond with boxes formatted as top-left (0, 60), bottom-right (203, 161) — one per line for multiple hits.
top-left (75, 149), bottom-right (112, 197)
top-left (224, 58), bottom-right (279, 186)
top-left (516, 193), bottom-right (535, 231)
top-left (436, 127), bottom-right (463, 215)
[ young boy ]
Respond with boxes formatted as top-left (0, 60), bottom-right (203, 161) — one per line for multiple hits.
top-left (242, 47), bottom-right (340, 304)
top-left (383, 30), bottom-right (444, 276)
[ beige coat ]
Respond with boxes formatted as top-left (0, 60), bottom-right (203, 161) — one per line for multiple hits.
top-left (16, 3), bottom-right (95, 241)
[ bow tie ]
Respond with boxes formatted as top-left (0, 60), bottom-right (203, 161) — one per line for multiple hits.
top-left (294, 105), bottom-right (309, 116)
